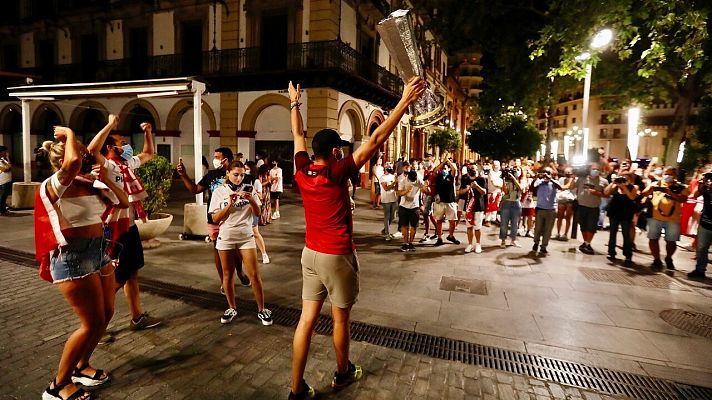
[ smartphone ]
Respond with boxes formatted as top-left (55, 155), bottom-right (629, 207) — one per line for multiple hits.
top-left (242, 185), bottom-right (254, 193)
top-left (652, 186), bottom-right (667, 192)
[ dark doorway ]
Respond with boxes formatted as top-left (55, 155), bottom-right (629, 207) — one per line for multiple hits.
top-left (358, 32), bottom-right (376, 80)
top-left (36, 39), bottom-right (55, 79)
top-left (77, 109), bottom-right (106, 144)
top-left (5, 110), bottom-right (21, 168)
top-left (157, 144), bottom-right (171, 161)
top-left (260, 12), bottom-right (288, 70)
top-left (129, 27), bottom-right (148, 78)
top-left (80, 34), bottom-right (99, 81)
top-left (128, 105), bottom-right (155, 151)
top-left (181, 21), bottom-right (203, 75)
top-left (255, 140), bottom-right (294, 185)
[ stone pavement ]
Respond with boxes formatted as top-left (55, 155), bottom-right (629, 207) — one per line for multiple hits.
top-left (0, 259), bottom-right (624, 400)
top-left (1, 183), bottom-right (711, 390)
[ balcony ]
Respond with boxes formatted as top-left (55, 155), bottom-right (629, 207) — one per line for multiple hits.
top-left (17, 40), bottom-right (403, 108)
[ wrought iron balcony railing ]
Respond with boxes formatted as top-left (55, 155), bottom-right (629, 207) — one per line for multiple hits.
top-left (20, 41), bottom-right (403, 99)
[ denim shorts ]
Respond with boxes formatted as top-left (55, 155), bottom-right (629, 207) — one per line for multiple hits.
top-left (50, 237), bottom-right (112, 283)
top-left (647, 218), bottom-right (681, 242)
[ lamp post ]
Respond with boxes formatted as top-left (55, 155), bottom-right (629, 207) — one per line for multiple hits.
top-left (577, 28), bottom-right (614, 161)
top-left (565, 126), bottom-right (583, 162)
top-left (637, 127), bottom-right (658, 158)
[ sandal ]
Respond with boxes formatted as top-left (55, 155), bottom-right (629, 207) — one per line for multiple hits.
top-left (72, 366), bottom-right (109, 387)
top-left (43, 379), bottom-right (93, 400)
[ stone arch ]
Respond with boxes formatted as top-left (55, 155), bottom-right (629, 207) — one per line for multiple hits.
top-left (68, 101), bottom-right (109, 129)
top-left (366, 109), bottom-right (385, 136)
top-left (117, 99), bottom-right (161, 131)
top-left (337, 100), bottom-right (366, 142)
top-left (241, 93), bottom-right (290, 132)
top-left (0, 103), bottom-right (21, 133)
top-left (165, 99), bottom-right (217, 132)
top-left (31, 103), bottom-right (66, 136)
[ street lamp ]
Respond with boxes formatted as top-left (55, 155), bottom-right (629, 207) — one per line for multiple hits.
top-left (637, 127), bottom-right (658, 158)
top-left (579, 28), bottom-right (614, 161)
top-left (564, 126), bottom-right (583, 161)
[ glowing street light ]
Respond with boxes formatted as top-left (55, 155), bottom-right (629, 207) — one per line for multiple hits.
top-left (591, 29), bottom-right (614, 49)
top-left (579, 29), bottom-right (614, 162)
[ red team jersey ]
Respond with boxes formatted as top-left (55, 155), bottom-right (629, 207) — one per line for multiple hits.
top-left (294, 151), bottom-right (358, 255)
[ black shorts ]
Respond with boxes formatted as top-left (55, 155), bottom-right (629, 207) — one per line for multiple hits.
top-left (577, 205), bottom-right (599, 233)
top-left (113, 224), bottom-right (145, 284)
top-left (271, 191), bottom-right (282, 200)
top-left (398, 206), bottom-right (420, 229)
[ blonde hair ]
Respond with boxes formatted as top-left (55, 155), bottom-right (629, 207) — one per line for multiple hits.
top-left (40, 140), bottom-right (65, 171)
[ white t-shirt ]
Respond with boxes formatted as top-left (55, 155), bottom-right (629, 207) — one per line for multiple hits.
top-left (253, 178), bottom-right (263, 195)
top-left (373, 165), bottom-right (384, 182)
top-left (380, 174), bottom-right (397, 203)
top-left (104, 156), bottom-right (142, 224)
top-left (209, 182), bottom-right (261, 242)
top-left (398, 177), bottom-right (423, 209)
top-left (0, 157), bottom-right (11, 185)
top-left (270, 167), bottom-right (283, 192)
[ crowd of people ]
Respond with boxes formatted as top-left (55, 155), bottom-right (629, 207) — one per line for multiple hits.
top-left (372, 152), bottom-right (711, 278)
top-left (25, 72), bottom-right (710, 400)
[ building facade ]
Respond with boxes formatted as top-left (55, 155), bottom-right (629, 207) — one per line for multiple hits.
top-left (0, 0), bottom-right (475, 185)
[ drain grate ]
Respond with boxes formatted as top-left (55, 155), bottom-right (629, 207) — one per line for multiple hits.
top-left (580, 267), bottom-right (690, 291)
top-left (660, 309), bottom-right (712, 340)
top-left (439, 276), bottom-right (488, 295)
top-left (3, 247), bottom-right (712, 400)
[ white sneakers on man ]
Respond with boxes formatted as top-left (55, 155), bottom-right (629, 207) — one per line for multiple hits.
top-left (465, 245), bottom-right (473, 253)
top-left (475, 244), bottom-right (482, 253)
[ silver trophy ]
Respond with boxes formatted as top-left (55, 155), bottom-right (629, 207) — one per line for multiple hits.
top-left (377, 9), bottom-right (446, 128)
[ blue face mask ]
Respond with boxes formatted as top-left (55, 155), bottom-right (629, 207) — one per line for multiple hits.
top-left (590, 170), bottom-right (600, 177)
top-left (441, 169), bottom-right (449, 177)
top-left (663, 175), bottom-right (674, 183)
top-left (514, 170), bottom-right (522, 178)
top-left (120, 144), bottom-right (134, 161)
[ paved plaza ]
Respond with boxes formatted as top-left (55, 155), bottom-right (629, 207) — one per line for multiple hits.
top-left (0, 185), bottom-right (711, 399)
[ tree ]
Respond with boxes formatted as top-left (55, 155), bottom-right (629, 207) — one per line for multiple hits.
top-left (468, 110), bottom-right (543, 160)
top-left (427, 128), bottom-right (462, 154)
top-left (532, 0), bottom-right (711, 165)
top-left (680, 97), bottom-right (712, 173)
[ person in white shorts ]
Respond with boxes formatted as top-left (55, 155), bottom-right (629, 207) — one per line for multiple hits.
top-left (210, 160), bottom-right (273, 326)
top-left (459, 165), bottom-right (487, 253)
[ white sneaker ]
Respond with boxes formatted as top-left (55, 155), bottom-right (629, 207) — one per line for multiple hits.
top-left (392, 231), bottom-right (403, 239)
top-left (271, 212), bottom-right (277, 220)
top-left (385, 234), bottom-right (392, 241)
top-left (465, 244), bottom-right (473, 253)
top-left (221, 308), bottom-right (237, 324)
top-left (262, 254), bottom-right (270, 264)
top-left (276, 211), bottom-right (281, 218)
top-left (510, 240), bottom-right (521, 248)
top-left (475, 244), bottom-right (482, 253)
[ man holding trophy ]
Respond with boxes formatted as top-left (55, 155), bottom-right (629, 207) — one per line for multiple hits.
top-left (287, 9), bottom-right (439, 399)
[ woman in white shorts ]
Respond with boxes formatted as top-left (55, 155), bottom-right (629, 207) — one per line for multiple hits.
top-left (210, 161), bottom-right (273, 326)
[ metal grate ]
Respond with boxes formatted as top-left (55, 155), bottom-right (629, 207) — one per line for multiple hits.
top-left (439, 276), bottom-right (488, 295)
top-left (660, 309), bottom-right (712, 340)
top-left (3, 247), bottom-right (711, 400)
top-left (580, 267), bottom-right (690, 291)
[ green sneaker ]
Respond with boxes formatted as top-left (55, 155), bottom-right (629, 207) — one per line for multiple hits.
top-left (331, 361), bottom-right (363, 390)
top-left (288, 379), bottom-right (315, 399)
top-left (129, 313), bottom-right (162, 331)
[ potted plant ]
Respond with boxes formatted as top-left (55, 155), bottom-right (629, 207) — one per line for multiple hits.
top-left (134, 155), bottom-right (174, 248)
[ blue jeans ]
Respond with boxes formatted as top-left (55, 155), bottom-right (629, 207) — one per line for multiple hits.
top-left (695, 225), bottom-right (711, 273)
top-left (499, 200), bottom-right (521, 240)
top-left (0, 182), bottom-right (10, 212)
top-left (383, 202), bottom-right (398, 235)
top-left (608, 218), bottom-right (633, 259)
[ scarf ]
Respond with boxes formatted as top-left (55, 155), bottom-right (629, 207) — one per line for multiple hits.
top-left (108, 157), bottom-right (147, 221)
top-left (34, 179), bottom-right (68, 283)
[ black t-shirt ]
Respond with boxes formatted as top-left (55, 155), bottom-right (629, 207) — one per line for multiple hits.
top-left (198, 169), bottom-right (253, 224)
top-left (607, 184), bottom-right (636, 221)
top-left (459, 174), bottom-right (476, 201)
top-left (466, 176), bottom-right (487, 212)
top-left (435, 173), bottom-right (456, 203)
top-left (700, 190), bottom-right (712, 230)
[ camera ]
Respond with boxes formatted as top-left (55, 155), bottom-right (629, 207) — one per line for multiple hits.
top-left (669, 184), bottom-right (684, 194)
top-left (502, 167), bottom-right (516, 179)
top-left (614, 177), bottom-right (627, 184)
top-left (242, 185), bottom-right (254, 193)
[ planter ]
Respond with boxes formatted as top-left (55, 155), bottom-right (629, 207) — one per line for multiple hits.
top-left (135, 212), bottom-right (173, 249)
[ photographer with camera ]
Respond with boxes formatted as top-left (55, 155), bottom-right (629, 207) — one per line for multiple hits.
top-left (640, 167), bottom-right (690, 270)
top-left (397, 168), bottom-right (425, 251)
top-left (603, 172), bottom-right (639, 266)
top-left (531, 167), bottom-right (562, 255)
top-left (574, 163), bottom-right (608, 254)
top-left (484, 161), bottom-right (503, 225)
top-left (688, 172), bottom-right (712, 279)
top-left (499, 165), bottom-right (524, 248)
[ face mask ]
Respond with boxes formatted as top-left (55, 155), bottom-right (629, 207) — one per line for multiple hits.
top-left (120, 144), bottom-right (133, 161)
top-left (386, 168), bottom-right (394, 174)
top-left (213, 158), bottom-right (223, 169)
top-left (227, 182), bottom-right (239, 191)
top-left (467, 169), bottom-right (476, 176)
top-left (654, 168), bottom-right (663, 176)
top-left (514, 170), bottom-right (522, 178)
top-left (424, 161), bottom-right (431, 168)
top-left (590, 170), bottom-right (600, 177)
top-left (441, 169), bottom-right (449, 177)
top-left (663, 175), bottom-right (673, 183)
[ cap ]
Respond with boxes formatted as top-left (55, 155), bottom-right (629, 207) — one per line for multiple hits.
top-left (312, 129), bottom-right (350, 155)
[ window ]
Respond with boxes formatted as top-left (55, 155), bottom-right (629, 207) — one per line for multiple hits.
top-left (572, 117), bottom-right (576, 123)
top-left (600, 114), bottom-right (609, 124)
top-left (573, 104), bottom-right (577, 110)
top-left (613, 128), bottom-right (621, 138)
top-left (599, 128), bottom-right (608, 139)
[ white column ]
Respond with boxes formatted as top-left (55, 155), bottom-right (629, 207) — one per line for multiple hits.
top-left (627, 107), bottom-right (640, 161)
top-left (193, 81), bottom-right (206, 205)
top-left (21, 100), bottom-right (31, 183)
top-left (581, 64), bottom-right (592, 160)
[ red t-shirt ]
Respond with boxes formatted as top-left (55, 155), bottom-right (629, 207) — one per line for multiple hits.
top-left (294, 151), bottom-right (358, 255)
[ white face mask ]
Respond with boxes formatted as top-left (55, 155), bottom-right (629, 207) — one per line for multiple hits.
top-left (213, 158), bottom-right (223, 169)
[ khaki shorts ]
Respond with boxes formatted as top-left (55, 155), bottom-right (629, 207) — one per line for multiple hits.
top-left (433, 202), bottom-right (458, 221)
top-left (301, 247), bottom-right (360, 308)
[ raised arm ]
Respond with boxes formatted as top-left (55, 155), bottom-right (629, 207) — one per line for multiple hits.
top-left (289, 81), bottom-right (307, 155)
top-left (45, 127), bottom-right (81, 203)
top-left (353, 77), bottom-right (425, 168)
top-left (176, 157), bottom-right (206, 194)
top-left (136, 122), bottom-right (155, 164)
top-left (87, 113), bottom-right (118, 165)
